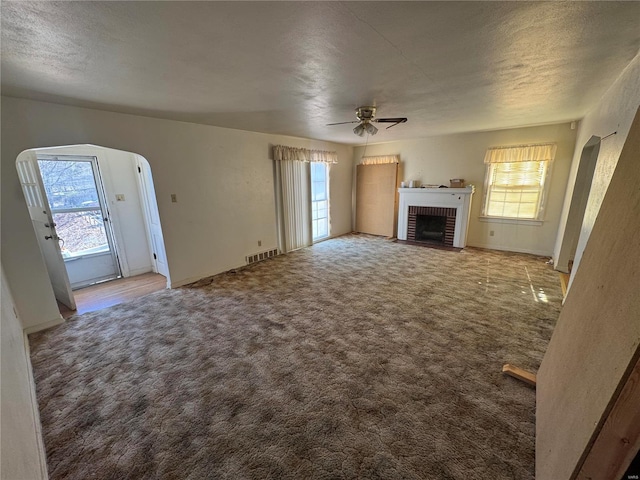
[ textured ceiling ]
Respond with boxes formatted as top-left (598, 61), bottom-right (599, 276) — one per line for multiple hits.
top-left (2, 1), bottom-right (639, 145)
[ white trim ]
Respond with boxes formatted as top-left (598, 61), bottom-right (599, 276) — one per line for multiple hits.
top-left (127, 267), bottom-right (154, 277)
top-left (468, 243), bottom-right (551, 257)
top-left (23, 315), bottom-right (65, 335)
top-left (478, 216), bottom-right (544, 226)
top-left (22, 332), bottom-right (50, 479)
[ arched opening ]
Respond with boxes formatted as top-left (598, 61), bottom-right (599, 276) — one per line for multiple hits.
top-left (15, 144), bottom-right (170, 315)
top-left (555, 135), bottom-right (601, 275)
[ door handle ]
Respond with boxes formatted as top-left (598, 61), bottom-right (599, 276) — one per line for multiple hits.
top-left (44, 223), bottom-right (57, 228)
top-left (44, 235), bottom-right (59, 241)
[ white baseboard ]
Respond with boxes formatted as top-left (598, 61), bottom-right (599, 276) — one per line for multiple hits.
top-left (467, 243), bottom-right (551, 257)
top-left (170, 274), bottom-right (210, 288)
top-left (22, 333), bottom-right (49, 479)
top-left (24, 316), bottom-right (65, 335)
top-left (125, 266), bottom-right (153, 278)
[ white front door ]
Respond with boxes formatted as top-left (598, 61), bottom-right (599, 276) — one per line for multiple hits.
top-left (16, 156), bottom-right (76, 309)
top-left (37, 155), bottom-right (122, 289)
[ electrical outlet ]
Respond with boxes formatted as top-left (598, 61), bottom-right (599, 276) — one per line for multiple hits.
top-left (490, 230), bottom-right (495, 237)
top-left (258, 240), bottom-right (262, 247)
top-left (115, 194), bottom-right (125, 201)
top-left (171, 194), bottom-right (177, 203)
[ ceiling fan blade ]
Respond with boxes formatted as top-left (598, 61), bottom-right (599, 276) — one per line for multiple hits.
top-left (374, 117), bottom-right (408, 129)
top-left (374, 118), bottom-right (408, 123)
top-left (326, 121), bottom-right (360, 126)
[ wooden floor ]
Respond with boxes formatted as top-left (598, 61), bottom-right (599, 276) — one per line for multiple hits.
top-left (58, 272), bottom-right (167, 319)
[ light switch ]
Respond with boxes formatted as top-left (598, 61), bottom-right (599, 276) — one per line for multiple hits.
top-left (171, 194), bottom-right (177, 203)
top-left (115, 194), bottom-right (125, 201)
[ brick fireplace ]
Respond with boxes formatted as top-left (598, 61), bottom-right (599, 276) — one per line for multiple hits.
top-left (407, 206), bottom-right (457, 246)
top-left (398, 187), bottom-right (474, 248)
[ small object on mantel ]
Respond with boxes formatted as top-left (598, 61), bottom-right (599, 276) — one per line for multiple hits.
top-left (450, 178), bottom-right (465, 188)
top-left (502, 364), bottom-right (537, 387)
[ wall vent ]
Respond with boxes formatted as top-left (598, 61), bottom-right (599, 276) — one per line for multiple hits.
top-left (245, 248), bottom-right (279, 265)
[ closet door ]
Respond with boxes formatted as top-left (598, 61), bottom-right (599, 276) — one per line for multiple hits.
top-left (356, 163), bottom-right (398, 237)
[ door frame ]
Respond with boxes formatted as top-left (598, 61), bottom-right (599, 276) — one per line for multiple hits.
top-left (134, 155), bottom-right (170, 283)
top-left (36, 154), bottom-right (123, 288)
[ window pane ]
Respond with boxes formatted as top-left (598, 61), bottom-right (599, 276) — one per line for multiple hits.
top-left (312, 162), bottom-right (326, 182)
top-left (311, 162), bottom-right (329, 240)
top-left (317, 218), bottom-right (328, 237)
top-left (53, 211), bottom-right (110, 258)
top-left (38, 160), bottom-right (100, 209)
top-left (484, 160), bottom-right (547, 219)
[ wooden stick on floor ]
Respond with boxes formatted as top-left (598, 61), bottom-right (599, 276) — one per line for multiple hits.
top-left (502, 364), bottom-right (537, 387)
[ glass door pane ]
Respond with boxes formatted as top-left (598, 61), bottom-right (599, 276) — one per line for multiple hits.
top-left (38, 156), bottom-right (121, 289)
top-left (38, 160), bottom-right (101, 209)
top-left (311, 162), bottom-right (329, 240)
top-left (52, 211), bottom-right (111, 258)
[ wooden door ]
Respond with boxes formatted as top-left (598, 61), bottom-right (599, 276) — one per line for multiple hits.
top-left (356, 163), bottom-right (398, 237)
top-left (536, 107), bottom-right (640, 479)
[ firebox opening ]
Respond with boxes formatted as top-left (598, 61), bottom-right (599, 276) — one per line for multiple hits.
top-left (416, 215), bottom-right (447, 243)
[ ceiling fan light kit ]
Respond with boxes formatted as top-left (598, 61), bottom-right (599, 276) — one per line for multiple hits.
top-left (329, 106), bottom-right (408, 137)
top-left (353, 122), bottom-right (378, 137)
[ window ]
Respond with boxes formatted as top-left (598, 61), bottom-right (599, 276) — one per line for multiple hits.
top-left (38, 157), bottom-right (114, 258)
top-left (272, 145), bottom-right (337, 253)
top-left (482, 143), bottom-right (556, 220)
top-left (311, 162), bottom-right (329, 240)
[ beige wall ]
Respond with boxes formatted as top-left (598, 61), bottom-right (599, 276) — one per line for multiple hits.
top-left (554, 53), bottom-right (640, 287)
top-left (1, 97), bottom-right (353, 329)
top-left (0, 265), bottom-right (48, 480)
top-left (353, 123), bottom-right (577, 256)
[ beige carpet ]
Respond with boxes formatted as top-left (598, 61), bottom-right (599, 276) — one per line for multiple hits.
top-left (30, 234), bottom-right (561, 479)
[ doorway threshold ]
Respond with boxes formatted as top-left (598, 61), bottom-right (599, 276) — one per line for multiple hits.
top-left (58, 272), bottom-right (166, 319)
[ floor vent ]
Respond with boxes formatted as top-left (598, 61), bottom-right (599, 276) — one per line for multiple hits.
top-left (246, 248), bottom-right (279, 265)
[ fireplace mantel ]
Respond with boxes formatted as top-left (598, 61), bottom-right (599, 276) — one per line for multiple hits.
top-left (398, 187), bottom-right (475, 248)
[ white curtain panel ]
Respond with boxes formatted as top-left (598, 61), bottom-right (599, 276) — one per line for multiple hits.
top-left (275, 159), bottom-right (312, 253)
top-left (360, 154), bottom-right (400, 165)
top-left (273, 145), bottom-right (337, 164)
top-left (484, 143), bottom-right (557, 164)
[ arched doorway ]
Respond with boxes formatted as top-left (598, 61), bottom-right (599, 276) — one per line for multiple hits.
top-left (16, 144), bottom-right (169, 312)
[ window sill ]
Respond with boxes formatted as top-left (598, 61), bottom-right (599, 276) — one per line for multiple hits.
top-left (479, 216), bottom-right (544, 226)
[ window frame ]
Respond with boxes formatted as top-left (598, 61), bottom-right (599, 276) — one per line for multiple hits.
top-left (481, 158), bottom-right (553, 223)
top-left (310, 161), bottom-right (330, 241)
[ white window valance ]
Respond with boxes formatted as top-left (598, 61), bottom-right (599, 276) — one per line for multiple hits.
top-left (360, 155), bottom-right (400, 165)
top-left (273, 145), bottom-right (338, 164)
top-left (484, 143), bottom-right (557, 164)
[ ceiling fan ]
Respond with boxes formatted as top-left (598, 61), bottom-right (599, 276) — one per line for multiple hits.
top-left (327, 106), bottom-right (408, 136)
